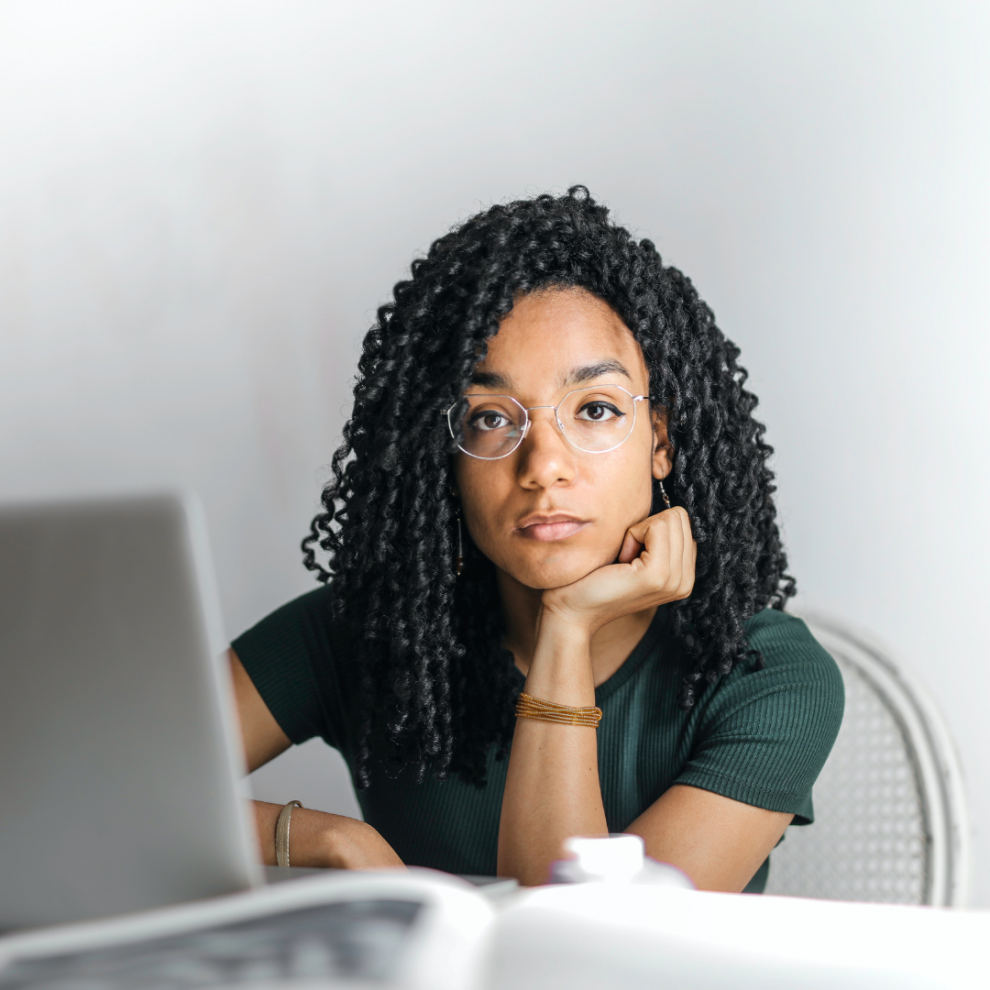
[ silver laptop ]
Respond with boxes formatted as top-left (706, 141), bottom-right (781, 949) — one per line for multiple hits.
top-left (0, 493), bottom-right (262, 930)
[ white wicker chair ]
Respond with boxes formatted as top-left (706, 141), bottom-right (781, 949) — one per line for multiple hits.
top-left (763, 613), bottom-right (970, 906)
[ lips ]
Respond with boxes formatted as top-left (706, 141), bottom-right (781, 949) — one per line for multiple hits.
top-left (516, 514), bottom-right (588, 542)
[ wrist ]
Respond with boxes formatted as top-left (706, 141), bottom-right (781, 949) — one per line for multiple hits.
top-left (319, 816), bottom-right (405, 870)
top-left (525, 612), bottom-right (595, 705)
top-left (317, 815), bottom-right (362, 869)
top-left (537, 603), bottom-right (596, 644)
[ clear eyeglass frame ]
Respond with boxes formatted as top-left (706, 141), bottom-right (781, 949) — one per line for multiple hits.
top-left (446, 383), bottom-right (648, 461)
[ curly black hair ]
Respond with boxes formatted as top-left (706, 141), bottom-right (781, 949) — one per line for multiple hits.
top-left (302, 186), bottom-right (795, 788)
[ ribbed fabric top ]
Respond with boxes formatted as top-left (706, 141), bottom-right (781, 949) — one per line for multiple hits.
top-left (233, 586), bottom-right (843, 893)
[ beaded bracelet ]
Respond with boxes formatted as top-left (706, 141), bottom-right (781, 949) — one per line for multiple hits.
top-left (515, 692), bottom-right (603, 728)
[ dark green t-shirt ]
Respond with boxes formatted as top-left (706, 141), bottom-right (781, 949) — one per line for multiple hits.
top-left (233, 587), bottom-right (843, 892)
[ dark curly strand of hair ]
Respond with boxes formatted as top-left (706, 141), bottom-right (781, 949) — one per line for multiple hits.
top-left (302, 186), bottom-right (796, 788)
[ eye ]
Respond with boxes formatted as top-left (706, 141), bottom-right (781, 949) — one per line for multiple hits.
top-left (468, 410), bottom-right (512, 432)
top-left (577, 401), bottom-right (623, 423)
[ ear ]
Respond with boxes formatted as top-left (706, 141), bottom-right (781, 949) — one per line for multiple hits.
top-left (651, 407), bottom-right (674, 481)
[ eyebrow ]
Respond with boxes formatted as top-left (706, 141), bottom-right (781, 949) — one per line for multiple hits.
top-left (469, 369), bottom-right (510, 389)
top-left (469, 359), bottom-right (633, 391)
top-left (563, 360), bottom-right (633, 387)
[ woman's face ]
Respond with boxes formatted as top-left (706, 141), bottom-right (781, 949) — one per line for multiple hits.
top-left (453, 287), bottom-right (671, 591)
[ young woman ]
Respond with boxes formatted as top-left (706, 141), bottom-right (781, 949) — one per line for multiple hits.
top-left (231, 187), bottom-right (844, 892)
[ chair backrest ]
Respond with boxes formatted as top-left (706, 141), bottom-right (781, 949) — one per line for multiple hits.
top-left (763, 613), bottom-right (970, 906)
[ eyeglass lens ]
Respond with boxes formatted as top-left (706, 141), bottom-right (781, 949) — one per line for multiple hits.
top-left (449, 385), bottom-right (638, 459)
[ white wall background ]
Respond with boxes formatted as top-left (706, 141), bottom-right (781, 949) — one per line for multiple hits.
top-left (2, 0), bottom-right (988, 899)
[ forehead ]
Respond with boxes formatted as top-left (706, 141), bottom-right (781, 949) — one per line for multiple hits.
top-left (473, 287), bottom-right (649, 396)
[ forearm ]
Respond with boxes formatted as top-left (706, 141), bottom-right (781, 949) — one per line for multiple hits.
top-left (497, 621), bottom-right (608, 885)
top-left (252, 801), bottom-right (404, 869)
top-left (626, 785), bottom-right (794, 892)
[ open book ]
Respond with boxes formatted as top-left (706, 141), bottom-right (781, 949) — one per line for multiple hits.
top-left (0, 869), bottom-right (495, 990)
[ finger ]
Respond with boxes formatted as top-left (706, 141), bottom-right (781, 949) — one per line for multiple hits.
top-left (636, 514), bottom-right (670, 576)
top-left (632, 515), bottom-right (680, 596)
top-left (675, 507), bottom-right (691, 558)
top-left (664, 511), bottom-right (685, 592)
top-left (625, 510), bottom-right (666, 548)
top-left (617, 529), bottom-right (644, 564)
top-left (625, 512), bottom-right (691, 597)
top-left (677, 508), bottom-right (697, 598)
top-left (682, 508), bottom-right (697, 564)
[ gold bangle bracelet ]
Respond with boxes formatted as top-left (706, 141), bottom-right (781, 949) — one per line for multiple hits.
top-left (515, 692), bottom-right (603, 728)
top-left (274, 800), bottom-right (303, 868)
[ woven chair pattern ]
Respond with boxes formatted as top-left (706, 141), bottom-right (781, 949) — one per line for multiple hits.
top-left (764, 650), bottom-right (929, 903)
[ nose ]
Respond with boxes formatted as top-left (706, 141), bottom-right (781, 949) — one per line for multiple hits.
top-left (515, 407), bottom-right (576, 490)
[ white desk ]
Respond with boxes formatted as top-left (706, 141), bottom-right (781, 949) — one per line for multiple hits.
top-left (1, 870), bottom-right (986, 989)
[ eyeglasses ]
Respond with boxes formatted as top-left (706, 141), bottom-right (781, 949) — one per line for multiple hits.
top-left (446, 384), bottom-right (648, 460)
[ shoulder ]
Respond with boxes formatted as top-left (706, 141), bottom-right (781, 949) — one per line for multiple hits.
top-left (253, 581), bottom-right (337, 623)
top-left (230, 583), bottom-right (354, 747)
top-left (743, 608), bottom-right (844, 693)
top-left (696, 608), bottom-right (845, 731)
top-left (678, 609), bottom-right (846, 823)
top-left (233, 583), bottom-right (343, 658)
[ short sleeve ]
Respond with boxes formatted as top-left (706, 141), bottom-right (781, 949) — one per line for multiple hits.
top-left (674, 610), bottom-right (844, 825)
top-left (230, 585), bottom-right (346, 751)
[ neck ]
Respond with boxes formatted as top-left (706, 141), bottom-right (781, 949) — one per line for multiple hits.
top-left (496, 568), bottom-right (657, 688)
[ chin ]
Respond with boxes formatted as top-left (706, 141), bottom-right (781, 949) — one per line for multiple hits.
top-left (511, 552), bottom-right (608, 591)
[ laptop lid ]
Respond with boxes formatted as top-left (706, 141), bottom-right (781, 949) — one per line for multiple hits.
top-left (0, 493), bottom-right (262, 930)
